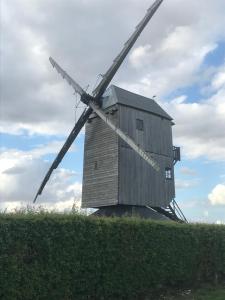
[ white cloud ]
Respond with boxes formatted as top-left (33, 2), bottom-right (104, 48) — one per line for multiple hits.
top-left (175, 178), bottom-right (199, 190)
top-left (212, 71), bottom-right (225, 90)
top-left (129, 45), bottom-right (152, 68)
top-left (216, 220), bottom-right (224, 225)
top-left (208, 184), bottom-right (225, 205)
top-left (0, 140), bottom-right (75, 174)
top-left (1, 0), bottom-right (225, 136)
top-left (119, 2), bottom-right (225, 163)
top-left (125, 25), bottom-right (218, 96)
top-left (165, 82), bottom-right (225, 161)
top-left (179, 167), bottom-right (197, 176)
top-left (0, 143), bottom-right (82, 210)
top-left (0, 198), bottom-right (81, 213)
top-left (177, 195), bottom-right (225, 223)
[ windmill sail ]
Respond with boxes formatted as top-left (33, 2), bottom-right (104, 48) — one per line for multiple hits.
top-left (33, 107), bottom-right (92, 203)
top-left (49, 58), bottom-right (160, 171)
top-left (92, 0), bottom-right (163, 99)
top-left (49, 57), bottom-right (86, 96)
top-left (34, 0), bottom-right (164, 202)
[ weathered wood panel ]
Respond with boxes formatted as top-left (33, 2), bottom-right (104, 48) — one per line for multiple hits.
top-left (119, 105), bottom-right (173, 157)
top-left (118, 147), bottom-right (175, 207)
top-left (118, 104), bottom-right (175, 207)
top-left (82, 112), bottom-right (119, 208)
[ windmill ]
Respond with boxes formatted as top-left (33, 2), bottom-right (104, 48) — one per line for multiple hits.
top-left (34, 0), bottom-right (187, 222)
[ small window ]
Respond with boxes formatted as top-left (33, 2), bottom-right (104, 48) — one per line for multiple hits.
top-left (136, 119), bottom-right (144, 131)
top-left (94, 161), bottom-right (98, 170)
top-left (165, 167), bottom-right (172, 179)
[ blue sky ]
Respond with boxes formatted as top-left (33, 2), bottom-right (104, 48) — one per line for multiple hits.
top-left (1, 0), bottom-right (225, 222)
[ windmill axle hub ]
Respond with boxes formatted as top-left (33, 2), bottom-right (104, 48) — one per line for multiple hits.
top-left (80, 93), bottom-right (94, 105)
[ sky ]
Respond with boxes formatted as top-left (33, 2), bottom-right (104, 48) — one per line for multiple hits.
top-left (1, 0), bottom-right (225, 223)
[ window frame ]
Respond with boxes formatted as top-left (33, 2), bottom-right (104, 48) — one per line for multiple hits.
top-left (94, 161), bottom-right (98, 170)
top-left (165, 167), bottom-right (172, 180)
top-left (136, 118), bottom-right (144, 131)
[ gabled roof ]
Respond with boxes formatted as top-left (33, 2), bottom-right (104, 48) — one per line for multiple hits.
top-left (102, 85), bottom-right (173, 120)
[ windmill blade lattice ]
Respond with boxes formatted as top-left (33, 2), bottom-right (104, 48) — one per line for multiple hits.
top-left (50, 57), bottom-right (160, 170)
top-left (92, 0), bottom-right (163, 99)
top-left (33, 107), bottom-right (92, 203)
top-left (49, 57), bottom-right (86, 96)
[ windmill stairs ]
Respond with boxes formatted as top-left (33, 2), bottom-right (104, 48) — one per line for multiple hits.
top-left (151, 199), bottom-right (188, 223)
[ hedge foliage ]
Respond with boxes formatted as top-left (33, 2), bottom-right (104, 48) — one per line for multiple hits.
top-left (0, 214), bottom-right (224, 300)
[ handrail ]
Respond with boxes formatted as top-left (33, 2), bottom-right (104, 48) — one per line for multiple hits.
top-left (172, 199), bottom-right (188, 223)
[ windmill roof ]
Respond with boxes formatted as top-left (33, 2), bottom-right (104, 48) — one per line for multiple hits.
top-left (102, 85), bottom-right (173, 120)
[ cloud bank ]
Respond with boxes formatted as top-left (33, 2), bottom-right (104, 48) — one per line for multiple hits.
top-left (1, 0), bottom-right (225, 215)
top-left (0, 142), bottom-right (81, 210)
top-left (208, 184), bottom-right (225, 205)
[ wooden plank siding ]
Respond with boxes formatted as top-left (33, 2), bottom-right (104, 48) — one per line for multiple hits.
top-left (118, 148), bottom-right (175, 207)
top-left (82, 86), bottom-right (175, 209)
top-left (118, 105), bottom-right (175, 207)
top-left (82, 112), bottom-right (119, 208)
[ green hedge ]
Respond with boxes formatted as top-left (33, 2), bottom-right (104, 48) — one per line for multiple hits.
top-left (0, 214), bottom-right (224, 300)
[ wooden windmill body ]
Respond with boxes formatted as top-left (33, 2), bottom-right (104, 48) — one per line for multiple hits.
top-left (82, 85), bottom-right (184, 221)
top-left (34, 0), bottom-right (187, 222)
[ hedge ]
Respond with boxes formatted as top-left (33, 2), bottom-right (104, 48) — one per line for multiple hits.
top-left (0, 214), bottom-right (224, 300)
